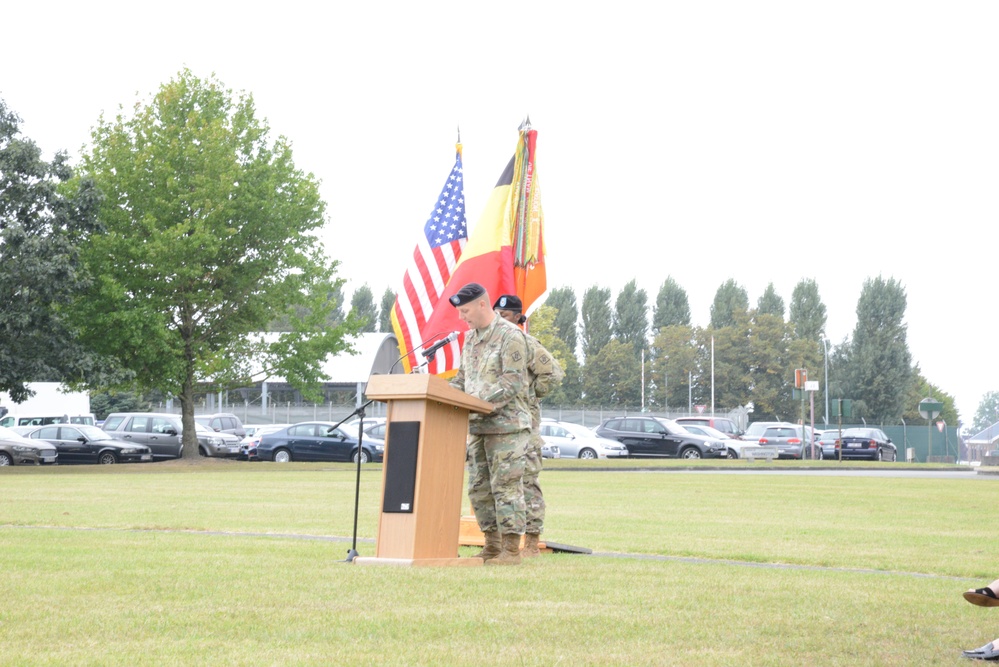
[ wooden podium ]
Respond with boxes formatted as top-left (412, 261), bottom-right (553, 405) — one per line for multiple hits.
top-left (354, 374), bottom-right (492, 567)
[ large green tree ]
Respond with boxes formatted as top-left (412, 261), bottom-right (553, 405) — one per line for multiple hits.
top-left (902, 372), bottom-right (958, 426)
top-left (546, 286), bottom-right (578, 355)
top-left (756, 283), bottom-right (785, 318)
top-left (349, 284), bottom-right (377, 333)
top-left (745, 312), bottom-right (793, 420)
top-left (650, 325), bottom-right (699, 412)
top-left (0, 98), bottom-right (116, 401)
top-left (971, 391), bottom-right (999, 434)
top-left (710, 279), bottom-right (749, 329)
top-left (652, 277), bottom-right (691, 330)
top-left (582, 339), bottom-right (641, 407)
top-left (843, 276), bottom-right (913, 422)
top-left (789, 278), bottom-right (827, 341)
top-left (379, 287), bottom-right (395, 333)
top-left (699, 313), bottom-right (752, 413)
top-left (613, 279), bottom-right (649, 357)
top-left (580, 285), bottom-right (612, 362)
top-left (526, 304), bottom-right (581, 406)
top-left (74, 70), bottom-right (359, 457)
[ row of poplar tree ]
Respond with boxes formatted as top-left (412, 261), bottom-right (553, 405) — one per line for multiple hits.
top-left (351, 277), bottom-right (958, 425)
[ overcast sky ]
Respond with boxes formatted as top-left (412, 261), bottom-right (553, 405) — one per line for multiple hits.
top-left (5, 2), bottom-right (997, 427)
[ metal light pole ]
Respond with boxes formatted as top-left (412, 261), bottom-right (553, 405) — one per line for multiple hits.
top-left (820, 333), bottom-right (829, 425)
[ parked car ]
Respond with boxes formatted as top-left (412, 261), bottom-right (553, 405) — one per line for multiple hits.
top-left (595, 416), bottom-right (728, 459)
top-left (742, 421), bottom-right (790, 446)
top-left (341, 417), bottom-right (387, 437)
top-left (817, 429), bottom-right (842, 459)
top-left (757, 424), bottom-right (818, 459)
top-left (240, 424), bottom-right (291, 460)
top-left (0, 426), bottom-right (58, 465)
top-left (255, 422), bottom-right (384, 463)
top-left (194, 413), bottom-right (246, 438)
top-left (539, 420), bottom-right (628, 459)
top-left (21, 424), bottom-right (153, 464)
top-left (836, 427), bottom-right (897, 461)
top-left (674, 416), bottom-right (743, 439)
top-left (101, 412), bottom-right (241, 459)
top-left (541, 441), bottom-right (561, 459)
top-left (680, 424), bottom-right (762, 459)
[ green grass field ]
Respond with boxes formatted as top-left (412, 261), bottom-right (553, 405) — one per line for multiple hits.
top-left (1, 459), bottom-right (997, 665)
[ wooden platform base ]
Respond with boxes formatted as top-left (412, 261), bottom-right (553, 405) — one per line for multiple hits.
top-left (458, 515), bottom-right (551, 553)
top-left (353, 556), bottom-right (484, 567)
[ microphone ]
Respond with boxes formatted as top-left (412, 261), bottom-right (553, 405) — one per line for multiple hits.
top-left (386, 330), bottom-right (450, 374)
top-left (421, 331), bottom-right (460, 360)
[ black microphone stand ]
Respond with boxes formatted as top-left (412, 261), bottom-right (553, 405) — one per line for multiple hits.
top-left (340, 398), bottom-right (374, 563)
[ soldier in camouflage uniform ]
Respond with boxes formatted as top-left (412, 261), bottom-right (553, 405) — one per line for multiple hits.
top-left (449, 283), bottom-right (531, 566)
top-left (493, 294), bottom-right (563, 558)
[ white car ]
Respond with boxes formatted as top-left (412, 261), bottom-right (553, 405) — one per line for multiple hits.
top-left (680, 424), bottom-right (763, 460)
top-left (539, 420), bottom-right (629, 459)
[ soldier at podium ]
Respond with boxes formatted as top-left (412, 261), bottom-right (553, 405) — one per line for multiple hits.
top-left (493, 294), bottom-right (564, 558)
top-left (448, 282), bottom-right (531, 566)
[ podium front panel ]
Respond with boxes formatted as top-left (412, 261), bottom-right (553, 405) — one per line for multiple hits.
top-left (382, 421), bottom-right (420, 513)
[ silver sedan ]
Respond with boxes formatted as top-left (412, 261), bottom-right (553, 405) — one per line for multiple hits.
top-left (539, 420), bottom-right (629, 459)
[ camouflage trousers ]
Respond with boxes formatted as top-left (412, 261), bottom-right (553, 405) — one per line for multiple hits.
top-left (524, 432), bottom-right (545, 534)
top-left (467, 430), bottom-right (529, 535)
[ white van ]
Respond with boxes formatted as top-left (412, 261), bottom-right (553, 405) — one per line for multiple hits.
top-left (0, 413), bottom-right (96, 428)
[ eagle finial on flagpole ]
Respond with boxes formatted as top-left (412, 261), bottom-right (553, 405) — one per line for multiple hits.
top-left (519, 115), bottom-right (532, 131)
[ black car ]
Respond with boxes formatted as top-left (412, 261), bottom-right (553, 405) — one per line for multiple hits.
top-left (255, 422), bottom-right (385, 463)
top-left (22, 424), bottom-right (154, 464)
top-left (594, 416), bottom-right (728, 459)
top-left (836, 428), bottom-right (896, 461)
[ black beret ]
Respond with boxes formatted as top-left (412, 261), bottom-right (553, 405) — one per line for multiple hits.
top-left (493, 294), bottom-right (523, 312)
top-left (449, 282), bottom-right (487, 307)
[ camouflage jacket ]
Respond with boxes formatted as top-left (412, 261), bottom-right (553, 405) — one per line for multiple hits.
top-left (450, 315), bottom-right (531, 434)
top-left (525, 333), bottom-right (564, 429)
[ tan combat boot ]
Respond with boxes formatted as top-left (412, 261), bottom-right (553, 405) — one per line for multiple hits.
top-left (485, 533), bottom-right (523, 566)
top-left (521, 533), bottom-right (541, 558)
top-left (472, 530), bottom-right (502, 561)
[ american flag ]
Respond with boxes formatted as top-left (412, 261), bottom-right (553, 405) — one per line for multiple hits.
top-left (390, 147), bottom-right (468, 374)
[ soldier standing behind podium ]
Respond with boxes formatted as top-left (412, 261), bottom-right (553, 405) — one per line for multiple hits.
top-left (493, 294), bottom-right (563, 558)
top-left (448, 282), bottom-right (531, 566)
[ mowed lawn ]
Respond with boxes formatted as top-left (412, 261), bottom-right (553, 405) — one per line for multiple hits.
top-left (1, 460), bottom-right (997, 666)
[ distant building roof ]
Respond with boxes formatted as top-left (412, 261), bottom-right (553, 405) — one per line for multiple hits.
top-left (967, 421), bottom-right (999, 446)
top-left (258, 332), bottom-right (403, 385)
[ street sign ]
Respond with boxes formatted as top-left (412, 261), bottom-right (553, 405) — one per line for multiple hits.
top-left (695, 405), bottom-right (706, 414)
top-left (918, 398), bottom-right (943, 420)
top-left (804, 381), bottom-right (819, 391)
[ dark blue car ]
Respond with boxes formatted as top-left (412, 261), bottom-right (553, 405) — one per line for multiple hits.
top-left (255, 422), bottom-right (384, 463)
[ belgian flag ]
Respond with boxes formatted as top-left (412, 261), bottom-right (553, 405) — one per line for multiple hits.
top-left (421, 122), bottom-right (547, 372)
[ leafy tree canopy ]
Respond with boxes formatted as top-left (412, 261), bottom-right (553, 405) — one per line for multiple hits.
top-left (613, 279), bottom-right (649, 356)
top-left (844, 276), bottom-right (913, 422)
top-left (0, 98), bottom-right (121, 402)
top-left (546, 286), bottom-right (578, 355)
top-left (580, 285), bottom-right (612, 361)
top-left (349, 285), bottom-right (377, 332)
top-left (582, 339), bottom-right (640, 406)
top-left (652, 277), bottom-right (691, 330)
top-left (73, 70), bottom-right (360, 456)
top-left (379, 287), bottom-right (395, 333)
top-left (789, 278), bottom-right (827, 341)
top-left (526, 304), bottom-right (580, 405)
top-left (709, 279), bottom-right (749, 329)
top-left (756, 283), bottom-right (785, 318)
top-left (971, 391), bottom-right (999, 434)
